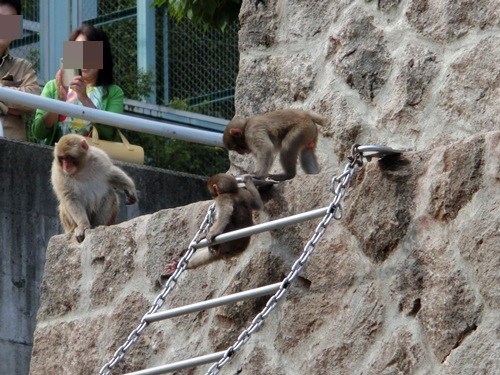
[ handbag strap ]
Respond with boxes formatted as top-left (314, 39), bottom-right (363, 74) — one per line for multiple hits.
top-left (91, 126), bottom-right (99, 142)
top-left (91, 126), bottom-right (133, 151)
top-left (117, 129), bottom-right (133, 151)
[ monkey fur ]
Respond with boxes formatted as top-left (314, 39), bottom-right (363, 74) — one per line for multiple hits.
top-left (51, 134), bottom-right (137, 243)
top-left (223, 109), bottom-right (327, 181)
top-left (165, 174), bottom-right (262, 275)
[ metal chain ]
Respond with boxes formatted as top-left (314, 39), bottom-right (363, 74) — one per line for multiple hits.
top-left (99, 204), bottom-right (216, 375)
top-left (206, 150), bottom-right (363, 374)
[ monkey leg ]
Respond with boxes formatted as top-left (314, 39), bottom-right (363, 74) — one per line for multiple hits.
top-left (59, 199), bottom-right (92, 242)
top-left (271, 137), bottom-right (300, 181)
top-left (109, 166), bottom-right (137, 205)
top-left (59, 205), bottom-right (77, 233)
top-left (91, 191), bottom-right (119, 227)
top-left (250, 133), bottom-right (275, 178)
top-left (186, 236), bottom-right (251, 270)
top-left (219, 237), bottom-right (251, 256)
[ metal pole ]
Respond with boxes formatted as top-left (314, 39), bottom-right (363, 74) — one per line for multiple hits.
top-left (0, 87), bottom-right (223, 146)
top-left (145, 283), bottom-right (282, 323)
top-left (124, 351), bottom-right (226, 375)
top-left (194, 207), bottom-right (329, 249)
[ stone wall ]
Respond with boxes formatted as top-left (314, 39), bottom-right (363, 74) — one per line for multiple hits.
top-left (232, 0), bottom-right (498, 175)
top-left (29, 131), bottom-right (499, 374)
top-left (29, 1), bottom-right (499, 374)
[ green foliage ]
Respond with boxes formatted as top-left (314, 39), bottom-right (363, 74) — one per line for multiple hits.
top-left (124, 130), bottom-right (229, 176)
top-left (122, 98), bottom-right (229, 176)
top-left (100, 21), bottom-right (156, 101)
top-left (153, 0), bottom-right (242, 31)
top-left (167, 97), bottom-right (192, 111)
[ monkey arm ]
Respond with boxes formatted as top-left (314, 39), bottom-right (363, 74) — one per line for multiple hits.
top-left (62, 197), bottom-right (91, 228)
top-left (207, 197), bottom-right (234, 242)
top-left (108, 167), bottom-right (137, 205)
top-left (242, 175), bottom-right (263, 210)
top-left (59, 194), bottom-right (91, 243)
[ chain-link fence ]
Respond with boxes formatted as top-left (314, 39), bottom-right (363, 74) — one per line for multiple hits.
top-left (10, 0), bottom-right (238, 175)
top-left (93, 0), bottom-right (239, 120)
top-left (92, 1), bottom-right (236, 174)
top-left (10, 1), bottom-right (40, 75)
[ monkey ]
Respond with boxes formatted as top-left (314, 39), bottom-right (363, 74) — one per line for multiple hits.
top-left (164, 174), bottom-right (263, 276)
top-left (51, 134), bottom-right (137, 243)
top-left (223, 109), bottom-right (327, 181)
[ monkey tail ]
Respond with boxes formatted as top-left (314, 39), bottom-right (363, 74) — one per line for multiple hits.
top-left (309, 112), bottom-right (329, 126)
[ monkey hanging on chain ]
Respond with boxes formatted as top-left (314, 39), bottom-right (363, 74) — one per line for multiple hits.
top-left (164, 174), bottom-right (263, 275)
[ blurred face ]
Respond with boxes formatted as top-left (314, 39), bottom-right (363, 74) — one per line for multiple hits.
top-left (75, 33), bottom-right (99, 83)
top-left (0, 5), bottom-right (18, 53)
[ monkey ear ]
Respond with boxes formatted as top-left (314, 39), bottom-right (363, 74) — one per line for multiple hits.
top-left (213, 184), bottom-right (220, 196)
top-left (81, 139), bottom-right (89, 151)
top-left (229, 128), bottom-right (244, 137)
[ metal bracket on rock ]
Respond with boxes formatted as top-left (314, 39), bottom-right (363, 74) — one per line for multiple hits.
top-left (355, 145), bottom-right (411, 161)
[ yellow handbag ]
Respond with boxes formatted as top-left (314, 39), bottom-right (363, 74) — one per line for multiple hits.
top-left (86, 127), bottom-right (145, 165)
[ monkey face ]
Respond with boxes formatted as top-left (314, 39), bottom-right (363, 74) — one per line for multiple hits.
top-left (223, 129), bottom-right (251, 155)
top-left (223, 118), bottom-right (252, 155)
top-left (54, 135), bottom-right (89, 175)
top-left (58, 155), bottom-right (79, 175)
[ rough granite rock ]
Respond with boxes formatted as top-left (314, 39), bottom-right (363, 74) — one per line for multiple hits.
top-left (30, 0), bottom-right (499, 373)
top-left (30, 131), bottom-right (499, 375)
top-left (329, 13), bottom-right (392, 102)
top-left (437, 36), bottom-right (500, 137)
top-left (406, 0), bottom-right (499, 43)
top-left (236, 53), bottom-right (317, 115)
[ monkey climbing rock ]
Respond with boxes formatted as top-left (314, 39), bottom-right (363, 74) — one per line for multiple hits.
top-left (223, 109), bottom-right (327, 181)
top-left (165, 174), bottom-right (263, 275)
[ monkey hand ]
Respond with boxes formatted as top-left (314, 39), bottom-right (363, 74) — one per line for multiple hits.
top-left (195, 232), bottom-right (207, 243)
top-left (124, 190), bottom-right (137, 205)
top-left (74, 225), bottom-right (90, 243)
top-left (250, 173), bottom-right (267, 180)
top-left (205, 231), bottom-right (217, 243)
top-left (241, 174), bottom-right (253, 183)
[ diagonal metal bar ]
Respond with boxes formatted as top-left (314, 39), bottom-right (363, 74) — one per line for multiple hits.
top-left (145, 283), bottom-right (282, 323)
top-left (124, 351), bottom-right (226, 375)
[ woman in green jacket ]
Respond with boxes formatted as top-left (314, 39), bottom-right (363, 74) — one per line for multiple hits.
top-left (32, 24), bottom-right (124, 145)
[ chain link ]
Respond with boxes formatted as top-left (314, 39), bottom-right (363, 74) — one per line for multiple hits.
top-left (99, 204), bottom-right (216, 375)
top-left (206, 150), bottom-right (362, 374)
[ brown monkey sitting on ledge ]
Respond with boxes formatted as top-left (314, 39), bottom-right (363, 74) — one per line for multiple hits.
top-left (165, 173), bottom-right (263, 275)
top-left (51, 134), bottom-right (137, 243)
top-left (223, 109), bottom-right (327, 181)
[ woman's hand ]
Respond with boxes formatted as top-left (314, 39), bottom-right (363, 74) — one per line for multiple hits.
top-left (69, 76), bottom-right (96, 108)
top-left (69, 76), bottom-right (87, 100)
top-left (55, 69), bottom-right (68, 101)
